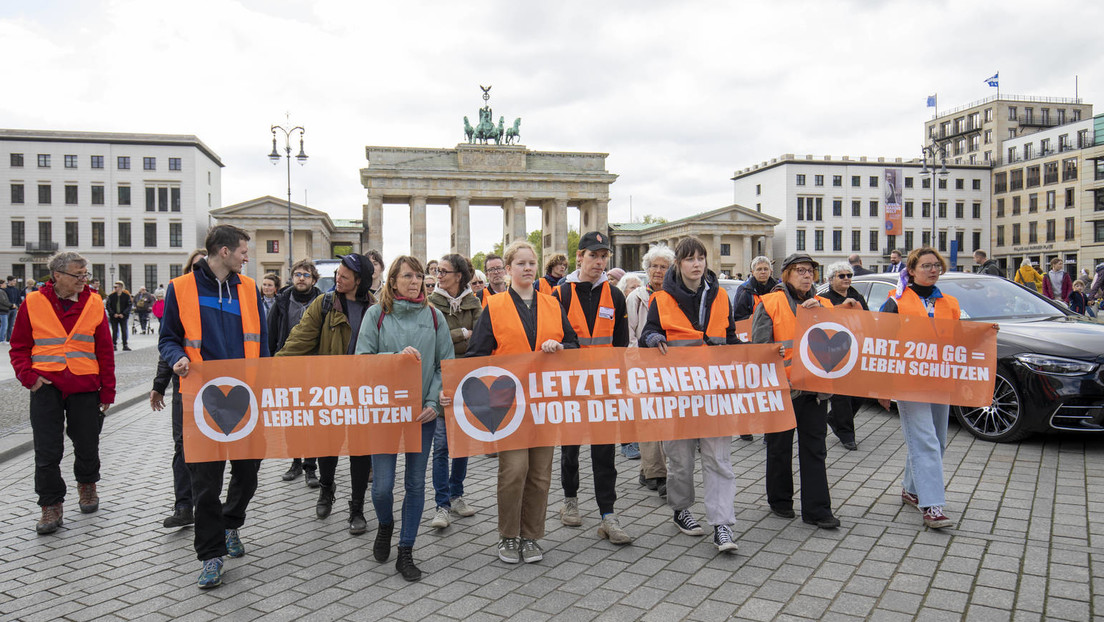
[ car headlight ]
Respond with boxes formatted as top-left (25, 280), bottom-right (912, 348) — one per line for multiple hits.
top-left (1014, 353), bottom-right (1098, 375)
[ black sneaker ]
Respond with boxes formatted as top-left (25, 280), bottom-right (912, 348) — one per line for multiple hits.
top-left (713, 525), bottom-right (738, 553)
top-left (163, 506), bottom-right (194, 528)
top-left (374, 522), bottom-right (394, 562)
top-left (122, 345), bottom-right (132, 351)
top-left (673, 509), bottom-right (704, 536)
top-left (304, 470), bottom-right (320, 489)
top-left (657, 478), bottom-right (667, 498)
top-left (281, 461), bottom-right (303, 482)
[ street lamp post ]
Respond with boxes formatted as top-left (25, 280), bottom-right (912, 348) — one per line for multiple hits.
top-left (269, 120), bottom-right (308, 277)
top-left (920, 140), bottom-right (948, 249)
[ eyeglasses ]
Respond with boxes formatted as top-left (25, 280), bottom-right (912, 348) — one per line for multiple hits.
top-left (918, 263), bottom-right (943, 271)
top-left (471, 280), bottom-right (485, 285)
top-left (836, 273), bottom-right (853, 279)
top-left (792, 267), bottom-right (815, 276)
top-left (292, 272), bottom-right (313, 279)
top-left (56, 270), bottom-right (91, 281)
top-left (436, 269), bottom-right (458, 276)
top-left (486, 266), bottom-right (505, 274)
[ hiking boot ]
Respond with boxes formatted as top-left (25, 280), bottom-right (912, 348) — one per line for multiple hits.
top-left (673, 509), bottom-right (704, 536)
top-left (36, 503), bottom-right (63, 535)
top-left (281, 461), bottom-right (303, 482)
top-left (77, 482), bottom-right (98, 513)
top-left (374, 522), bottom-right (394, 562)
top-left (842, 441), bottom-right (858, 450)
top-left (770, 506), bottom-right (796, 519)
top-left (348, 500), bottom-right (367, 536)
top-left (901, 490), bottom-right (919, 509)
top-left (304, 469), bottom-right (320, 489)
top-left (396, 546), bottom-right (422, 582)
top-left (713, 525), bottom-right (738, 553)
top-left (225, 529), bottom-right (245, 558)
top-left (657, 478), bottom-right (667, 498)
top-left (430, 507), bottom-right (451, 529)
top-left (922, 506), bottom-right (954, 529)
top-left (450, 496), bottom-right (476, 517)
top-left (122, 345), bottom-right (132, 351)
top-left (197, 557), bottom-right (223, 589)
top-left (802, 515), bottom-right (841, 530)
top-left (316, 484), bottom-right (335, 519)
top-left (520, 538), bottom-right (544, 563)
top-left (163, 506), bottom-right (194, 528)
top-left (497, 537), bottom-right (521, 564)
top-left (560, 497), bottom-right (582, 526)
top-left (597, 515), bottom-right (633, 545)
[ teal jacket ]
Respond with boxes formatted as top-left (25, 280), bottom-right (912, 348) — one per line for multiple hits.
top-left (355, 300), bottom-right (454, 415)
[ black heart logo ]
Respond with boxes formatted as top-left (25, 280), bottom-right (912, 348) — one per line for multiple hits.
top-left (461, 375), bottom-right (517, 434)
top-left (202, 385), bottom-right (252, 436)
top-left (808, 327), bottom-right (852, 373)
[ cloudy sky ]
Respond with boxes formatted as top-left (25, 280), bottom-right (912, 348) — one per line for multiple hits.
top-left (3, 0), bottom-right (1101, 262)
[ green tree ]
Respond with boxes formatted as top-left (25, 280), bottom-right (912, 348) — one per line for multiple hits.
top-left (471, 251), bottom-right (486, 272)
top-left (640, 214), bottom-right (668, 224)
top-left (567, 228), bottom-right (580, 271)
top-left (527, 229), bottom-right (543, 260)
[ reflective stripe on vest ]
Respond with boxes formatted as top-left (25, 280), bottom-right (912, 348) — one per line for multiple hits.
top-left (487, 290), bottom-right (564, 355)
top-left (170, 272), bottom-right (262, 362)
top-left (559, 282), bottom-right (616, 348)
top-left (759, 290), bottom-right (834, 378)
top-left (895, 288), bottom-right (960, 319)
top-left (652, 289), bottom-right (730, 348)
top-left (26, 290), bottom-right (103, 375)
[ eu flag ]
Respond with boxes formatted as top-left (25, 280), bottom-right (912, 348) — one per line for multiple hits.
top-left (985, 72), bottom-right (999, 87)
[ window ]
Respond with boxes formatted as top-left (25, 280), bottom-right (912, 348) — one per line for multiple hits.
top-left (10, 153), bottom-right (23, 167)
top-left (171, 187), bottom-right (180, 212)
top-left (1008, 146), bottom-right (1018, 162)
top-left (64, 155), bottom-right (77, 169)
top-left (159, 187), bottom-right (168, 211)
top-left (904, 230), bottom-right (914, 251)
top-left (795, 174), bottom-right (806, 186)
top-left (1097, 222), bottom-right (1104, 244)
top-left (91, 185), bottom-right (104, 205)
top-left (814, 230), bottom-right (824, 252)
top-left (11, 264), bottom-right (24, 283)
top-left (145, 187), bottom-right (155, 211)
top-left (832, 175), bottom-right (842, 187)
top-left (1012, 196), bottom-right (1021, 215)
top-left (10, 183), bottom-right (23, 204)
top-left (972, 231), bottom-right (982, 252)
top-left (869, 200), bottom-right (878, 217)
top-left (1066, 187), bottom-right (1075, 208)
top-left (797, 197), bottom-right (822, 221)
top-left (922, 231), bottom-right (931, 247)
top-left (922, 177), bottom-right (931, 189)
top-left (955, 202), bottom-right (964, 219)
top-left (1046, 191), bottom-right (1056, 212)
top-left (65, 221), bottom-right (79, 247)
top-left (91, 222), bottom-right (105, 247)
top-left (38, 184), bottom-right (51, 204)
top-left (938, 231), bottom-right (947, 252)
top-left (1025, 144), bottom-right (1034, 160)
top-left (1044, 162), bottom-right (1059, 184)
top-left (869, 230), bottom-right (879, 252)
top-left (996, 198), bottom-right (1004, 217)
top-left (938, 178), bottom-right (947, 190)
top-left (65, 185), bottom-right (78, 205)
top-left (1046, 220), bottom-right (1056, 243)
top-left (169, 158), bottom-right (181, 171)
top-left (886, 235), bottom-right (896, 252)
top-left (902, 201), bottom-right (912, 218)
top-left (922, 201), bottom-right (931, 218)
top-left (38, 221), bottom-right (52, 245)
top-left (832, 230), bottom-right (842, 252)
top-left (37, 154), bottom-right (50, 168)
top-left (1008, 129), bottom-right (1016, 140)
top-left (117, 156), bottom-right (130, 170)
top-left (984, 108), bottom-right (993, 122)
top-left (973, 202), bottom-right (982, 219)
top-left (832, 199), bottom-right (842, 217)
top-left (995, 172), bottom-right (1007, 193)
top-left (144, 222), bottom-right (157, 247)
top-left (169, 264), bottom-right (183, 280)
top-left (969, 135), bottom-right (980, 152)
top-left (169, 222), bottom-right (182, 248)
top-left (955, 178), bottom-right (964, 190)
top-left (118, 265), bottom-right (131, 290)
top-left (1029, 194), bottom-right (1038, 213)
top-left (1008, 106), bottom-right (1017, 120)
top-left (1066, 217), bottom-right (1075, 241)
top-left (956, 231), bottom-right (964, 252)
top-left (755, 184), bottom-right (761, 195)
top-left (996, 225), bottom-right (1005, 246)
top-left (266, 240), bottom-right (280, 253)
top-left (851, 230), bottom-right (861, 251)
top-left (1028, 221), bottom-right (1038, 244)
top-left (814, 174), bottom-right (824, 186)
top-left (118, 185), bottom-right (131, 206)
top-left (118, 221), bottom-right (131, 247)
top-left (972, 179), bottom-right (981, 191)
top-left (869, 176), bottom-right (878, 187)
top-left (1063, 158), bottom-right (1078, 181)
top-left (905, 177), bottom-right (913, 189)
top-left (91, 155), bottom-right (104, 169)
top-left (11, 221), bottom-right (24, 246)
top-left (851, 200), bottom-right (861, 217)
top-left (1058, 109), bottom-right (1067, 124)
top-left (144, 265), bottom-right (158, 292)
top-left (720, 243), bottom-right (731, 256)
top-left (984, 130), bottom-right (993, 144)
top-left (143, 157), bottom-right (156, 171)
top-left (796, 230), bottom-right (806, 251)
top-left (1041, 138), bottom-right (1051, 155)
top-left (1026, 166), bottom-right (1040, 188)
top-left (851, 176), bottom-right (860, 187)
top-left (1010, 169), bottom-right (1023, 191)
top-left (938, 201), bottom-right (947, 218)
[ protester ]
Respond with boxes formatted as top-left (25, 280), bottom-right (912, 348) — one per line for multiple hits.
top-left (1042, 257), bottom-right (1072, 303)
top-left (261, 273), bottom-right (280, 317)
top-left (478, 253), bottom-right (509, 307)
top-left (89, 279), bottom-right (100, 294)
top-left (424, 274), bottom-right (437, 295)
top-left (470, 270), bottom-right (487, 297)
top-left (625, 244), bottom-right (674, 496)
top-left (356, 255), bottom-right (452, 582)
top-left (606, 267), bottom-right (625, 289)
top-left (878, 246), bottom-right (975, 529)
top-left (974, 250), bottom-right (1003, 277)
top-left (618, 274), bottom-right (642, 298)
top-left (426, 254), bottom-right (481, 530)
top-left (733, 255), bottom-right (778, 441)
top-left (159, 225), bottom-right (269, 589)
top-left (268, 260), bottom-right (324, 487)
top-left (821, 261), bottom-right (869, 451)
top-left (366, 249), bottom-right (385, 297)
top-left (425, 259), bottom-right (439, 277)
top-left (10, 251), bottom-right (115, 535)
top-left (542, 253), bottom-right (568, 293)
top-left (640, 236), bottom-right (742, 553)
top-left (133, 286), bottom-right (155, 334)
top-left (552, 231), bottom-right (633, 544)
top-left (1014, 258), bottom-right (1044, 292)
top-left (752, 253), bottom-right (859, 530)
top-left (105, 281), bottom-right (132, 351)
top-left (464, 240), bottom-right (579, 564)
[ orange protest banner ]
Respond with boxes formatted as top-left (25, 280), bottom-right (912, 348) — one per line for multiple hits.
top-left (789, 307), bottom-right (997, 407)
top-left (440, 344), bottom-right (796, 458)
top-left (734, 318), bottom-right (753, 343)
top-left (180, 355), bottom-right (424, 462)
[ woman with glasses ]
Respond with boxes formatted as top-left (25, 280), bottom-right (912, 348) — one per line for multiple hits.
top-left (878, 247), bottom-right (961, 529)
top-left (470, 270), bottom-right (486, 297)
top-left (752, 253), bottom-right (859, 530)
top-left (821, 262), bottom-right (869, 451)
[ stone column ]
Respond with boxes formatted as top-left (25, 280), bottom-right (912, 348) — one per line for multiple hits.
top-left (742, 236), bottom-right (753, 273)
top-left (409, 196), bottom-right (427, 262)
top-left (503, 197), bottom-right (527, 247)
top-left (365, 196), bottom-right (383, 253)
top-left (246, 236), bottom-right (259, 281)
top-left (579, 199), bottom-right (610, 235)
top-left (450, 196), bottom-right (471, 256)
top-left (712, 233), bottom-right (722, 273)
top-left (542, 198), bottom-right (568, 263)
top-left (312, 228), bottom-right (325, 260)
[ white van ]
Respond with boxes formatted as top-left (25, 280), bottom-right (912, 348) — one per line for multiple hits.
top-left (313, 259), bottom-right (341, 293)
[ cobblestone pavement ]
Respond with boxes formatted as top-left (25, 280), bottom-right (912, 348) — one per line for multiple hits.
top-left (0, 399), bottom-right (1101, 621)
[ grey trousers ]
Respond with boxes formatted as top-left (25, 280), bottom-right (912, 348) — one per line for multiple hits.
top-left (662, 437), bottom-right (736, 527)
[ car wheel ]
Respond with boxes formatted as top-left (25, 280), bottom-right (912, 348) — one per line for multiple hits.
top-left (952, 368), bottom-right (1032, 442)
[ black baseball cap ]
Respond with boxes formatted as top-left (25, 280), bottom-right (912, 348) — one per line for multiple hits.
top-left (578, 231), bottom-right (611, 252)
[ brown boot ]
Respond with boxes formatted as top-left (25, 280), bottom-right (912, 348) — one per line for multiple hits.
top-left (77, 483), bottom-right (99, 514)
top-left (36, 503), bottom-right (63, 534)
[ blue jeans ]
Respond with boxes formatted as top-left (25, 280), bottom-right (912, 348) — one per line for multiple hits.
top-left (0, 311), bottom-right (8, 343)
top-left (5, 308), bottom-right (15, 340)
top-left (898, 400), bottom-right (949, 508)
top-left (432, 416), bottom-right (468, 509)
top-left (371, 420), bottom-right (434, 548)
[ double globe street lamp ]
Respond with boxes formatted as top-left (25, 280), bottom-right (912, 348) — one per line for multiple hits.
top-left (269, 121), bottom-right (308, 276)
top-left (919, 140), bottom-right (948, 248)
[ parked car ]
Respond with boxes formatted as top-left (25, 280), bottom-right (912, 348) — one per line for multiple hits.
top-left (821, 272), bottom-right (1104, 442)
top-left (314, 259), bottom-right (341, 293)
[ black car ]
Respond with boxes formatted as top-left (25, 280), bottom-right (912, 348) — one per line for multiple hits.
top-left (821, 273), bottom-right (1104, 442)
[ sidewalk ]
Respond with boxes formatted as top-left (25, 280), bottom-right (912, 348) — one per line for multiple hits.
top-left (0, 400), bottom-right (1100, 621)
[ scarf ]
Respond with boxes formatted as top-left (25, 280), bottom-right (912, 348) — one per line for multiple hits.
top-left (436, 286), bottom-right (472, 314)
top-left (396, 293), bottom-right (425, 304)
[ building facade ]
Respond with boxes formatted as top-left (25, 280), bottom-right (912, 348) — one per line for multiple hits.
top-left (0, 129), bottom-right (222, 289)
top-left (732, 155), bottom-right (991, 273)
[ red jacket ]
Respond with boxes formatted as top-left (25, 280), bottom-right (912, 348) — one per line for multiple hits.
top-left (9, 281), bottom-right (116, 404)
top-left (1042, 271), bottom-right (1073, 303)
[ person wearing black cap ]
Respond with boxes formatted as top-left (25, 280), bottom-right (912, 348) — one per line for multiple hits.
top-left (274, 253), bottom-right (376, 534)
top-left (751, 253), bottom-right (860, 529)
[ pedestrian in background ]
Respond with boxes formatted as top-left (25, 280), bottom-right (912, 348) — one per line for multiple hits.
top-left (1069, 280), bottom-right (1089, 315)
top-left (261, 273), bottom-right (280, 317)
top-left (105, 281), bottom-right (132, 351)
top-left (1013, 258), bottom-right (1043, 292)
top-left (1042, 257), bottom-right (1072, 303)
top-left (133, 286), bottom-right (154, 334)
top-left (0, 279), bottom-right (12, 343)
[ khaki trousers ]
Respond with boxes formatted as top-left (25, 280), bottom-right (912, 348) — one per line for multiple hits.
top-left (638, 441), bottom-right (667, 479)
top-left (497, 446), bottom-right (554, 539)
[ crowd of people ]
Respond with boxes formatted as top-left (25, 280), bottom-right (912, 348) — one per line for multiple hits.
top-left (10, 223), bottom-right (1080, 591)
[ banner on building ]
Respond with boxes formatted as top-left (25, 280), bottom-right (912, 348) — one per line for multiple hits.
top-left (441, 345), bottom-right (796, 458)
top-left (884, 167), bottom-right (904, 236)
top-left (789, 307), bottom-right (997, 407)
top-left (180, 355), bottom-right (425, 462)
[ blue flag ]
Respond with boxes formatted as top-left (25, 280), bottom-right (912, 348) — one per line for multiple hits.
top-left (926, 94), bottom-right (937, 108)
top-left (985, 72), bottom-right (999, 87)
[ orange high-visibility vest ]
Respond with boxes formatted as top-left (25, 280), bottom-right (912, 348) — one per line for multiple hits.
top-left (652, 288), bottom-right (730, 347)
top-left (26, 290), bottom-right (103, 375)
top-left (759, 290), bottom-right (834, 378)
top-left (480, 287), bottom-right (507, 310)
top-left (537, 279), bottom-right (554, 295)
top-left (558, 281), bottom-right (616, 347)
top-left (486, 290), bottom-right (564, 355)
top-left (895, 287), bottom-right (960, 319)
top-left (170, 272), bottom-right (261, 362)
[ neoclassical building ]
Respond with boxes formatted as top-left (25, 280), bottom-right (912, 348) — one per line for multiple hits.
top-left (609, 204), bottom-right (780, 276)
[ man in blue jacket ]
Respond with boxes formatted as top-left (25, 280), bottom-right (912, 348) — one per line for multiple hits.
top-left (158, 225), bottom-right (269, 589)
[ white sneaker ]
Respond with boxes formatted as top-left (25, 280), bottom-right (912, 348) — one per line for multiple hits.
top-left (450, 496), bottom-right (476, 517)
top-left (430, 507), bottom-right (451, 529)
top-left (560, 497), bottom-right (582, 526)
top-left (597, 515), bottom-right (633, 545)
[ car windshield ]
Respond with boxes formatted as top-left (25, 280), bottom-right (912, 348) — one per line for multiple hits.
top-left (937, 278), bottom-right (1066, 320)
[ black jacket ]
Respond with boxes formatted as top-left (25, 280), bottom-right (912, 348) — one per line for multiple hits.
top-left (152, 357), bottom-right (178, 395)
top-left (106, 291), bottom-right (132, 317)
top-left (732, 276), bottom-right (778, 321)
top-left (639, 267), bottom-right (740, 347)
top-left (979, 259), bottom-right (1004, 278)
top-left (267, 285), bottom-right (322, 354)
top-left (851, 264), bottom-right (874, 276)
top-left (823, 286), bottom-right (869, 310)
top-left (466, 288), bottom-right (579, 356)
top-left (552, 279), bottom-right (629, 347)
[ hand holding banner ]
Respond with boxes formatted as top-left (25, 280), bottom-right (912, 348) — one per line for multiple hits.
top-left (789, 307), bottom-right (997, 407)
